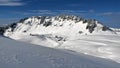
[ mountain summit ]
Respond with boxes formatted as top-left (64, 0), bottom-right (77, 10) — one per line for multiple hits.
top-left (3, 15), bottom-right (115, 39)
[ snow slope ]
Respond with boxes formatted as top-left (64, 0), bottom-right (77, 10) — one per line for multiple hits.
top-left (13, 34), bottom-right (120, 63)
top-left (60, 35), bottom-right (120, 63)
top-left (111, 28), bottom-right (120, 35)
top-left (0, 36), bottom-right (120, 68)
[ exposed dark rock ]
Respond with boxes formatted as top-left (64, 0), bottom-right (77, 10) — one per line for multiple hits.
top-left (86, 19), bottom-right (97, 33)
top-left (35, 16), bottom-right (41, 19)
top-left (102, 26), bottom-right (108, 31)
top-left (9, 23), bottom-right (17, 31)
top-left (0, 26), bottom-right (5, 35)
top-left (19, 17), bottom-right (28, 23)
top-left (102, 26), bottom-right (112, 31)
top-left (55, 36), bottom-right (65, 41)
top-left (78, 31), bottom-right (83, 34)
top-left (40, 16), bottom-right (46, 24)
top-left (83, 19), bottom-right (87, 23)
top-left (43, 21), bottom-right (52, 27)
top-left (55, 15), bottom-right (82, 23)
top-left (23, 30), bottom-right (27, 32)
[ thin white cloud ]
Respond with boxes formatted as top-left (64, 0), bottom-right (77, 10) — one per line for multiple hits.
top-left (98, 12), bottom-right (120, 16)
top-left (12, 9), bottom-right (96, 16)
top-left (29, 10), bottom-right (89, 15)
top-left (99, 12), bottom-right (113, 16)
top-left (29, 10), bottom-right (58, 15)
top-left (0, 0), bottom-right (25, 6)
top-left (56, 10), bottom-right (87, 13)
top-left (89, 9), bottom-right (94, 13)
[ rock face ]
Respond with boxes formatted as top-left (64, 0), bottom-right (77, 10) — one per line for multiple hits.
top-left (3, 15), bottom-right (114, 39)
top-left (0, 26), bottom-right (5, 35)
top-left (0, 25), bottom-right (9, 35)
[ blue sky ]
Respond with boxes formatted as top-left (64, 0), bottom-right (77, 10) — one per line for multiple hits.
top-left (0, 0), bottom-right (120, 28)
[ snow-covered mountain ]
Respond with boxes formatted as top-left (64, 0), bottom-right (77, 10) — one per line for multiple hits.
top-left (3, 15), bottom-right (115, 39)
top-left (1, 15), bottom-right (120, 64)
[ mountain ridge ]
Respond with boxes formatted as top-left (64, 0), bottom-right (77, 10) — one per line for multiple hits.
top-left (0, 15), bottom-right (115, 39)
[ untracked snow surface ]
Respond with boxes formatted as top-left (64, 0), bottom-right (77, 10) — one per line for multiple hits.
top-left (0, 36), bottom-right (120, 68)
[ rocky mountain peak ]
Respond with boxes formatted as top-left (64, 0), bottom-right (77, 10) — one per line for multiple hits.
top-left (0, 15), bottom-right (115, 39)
